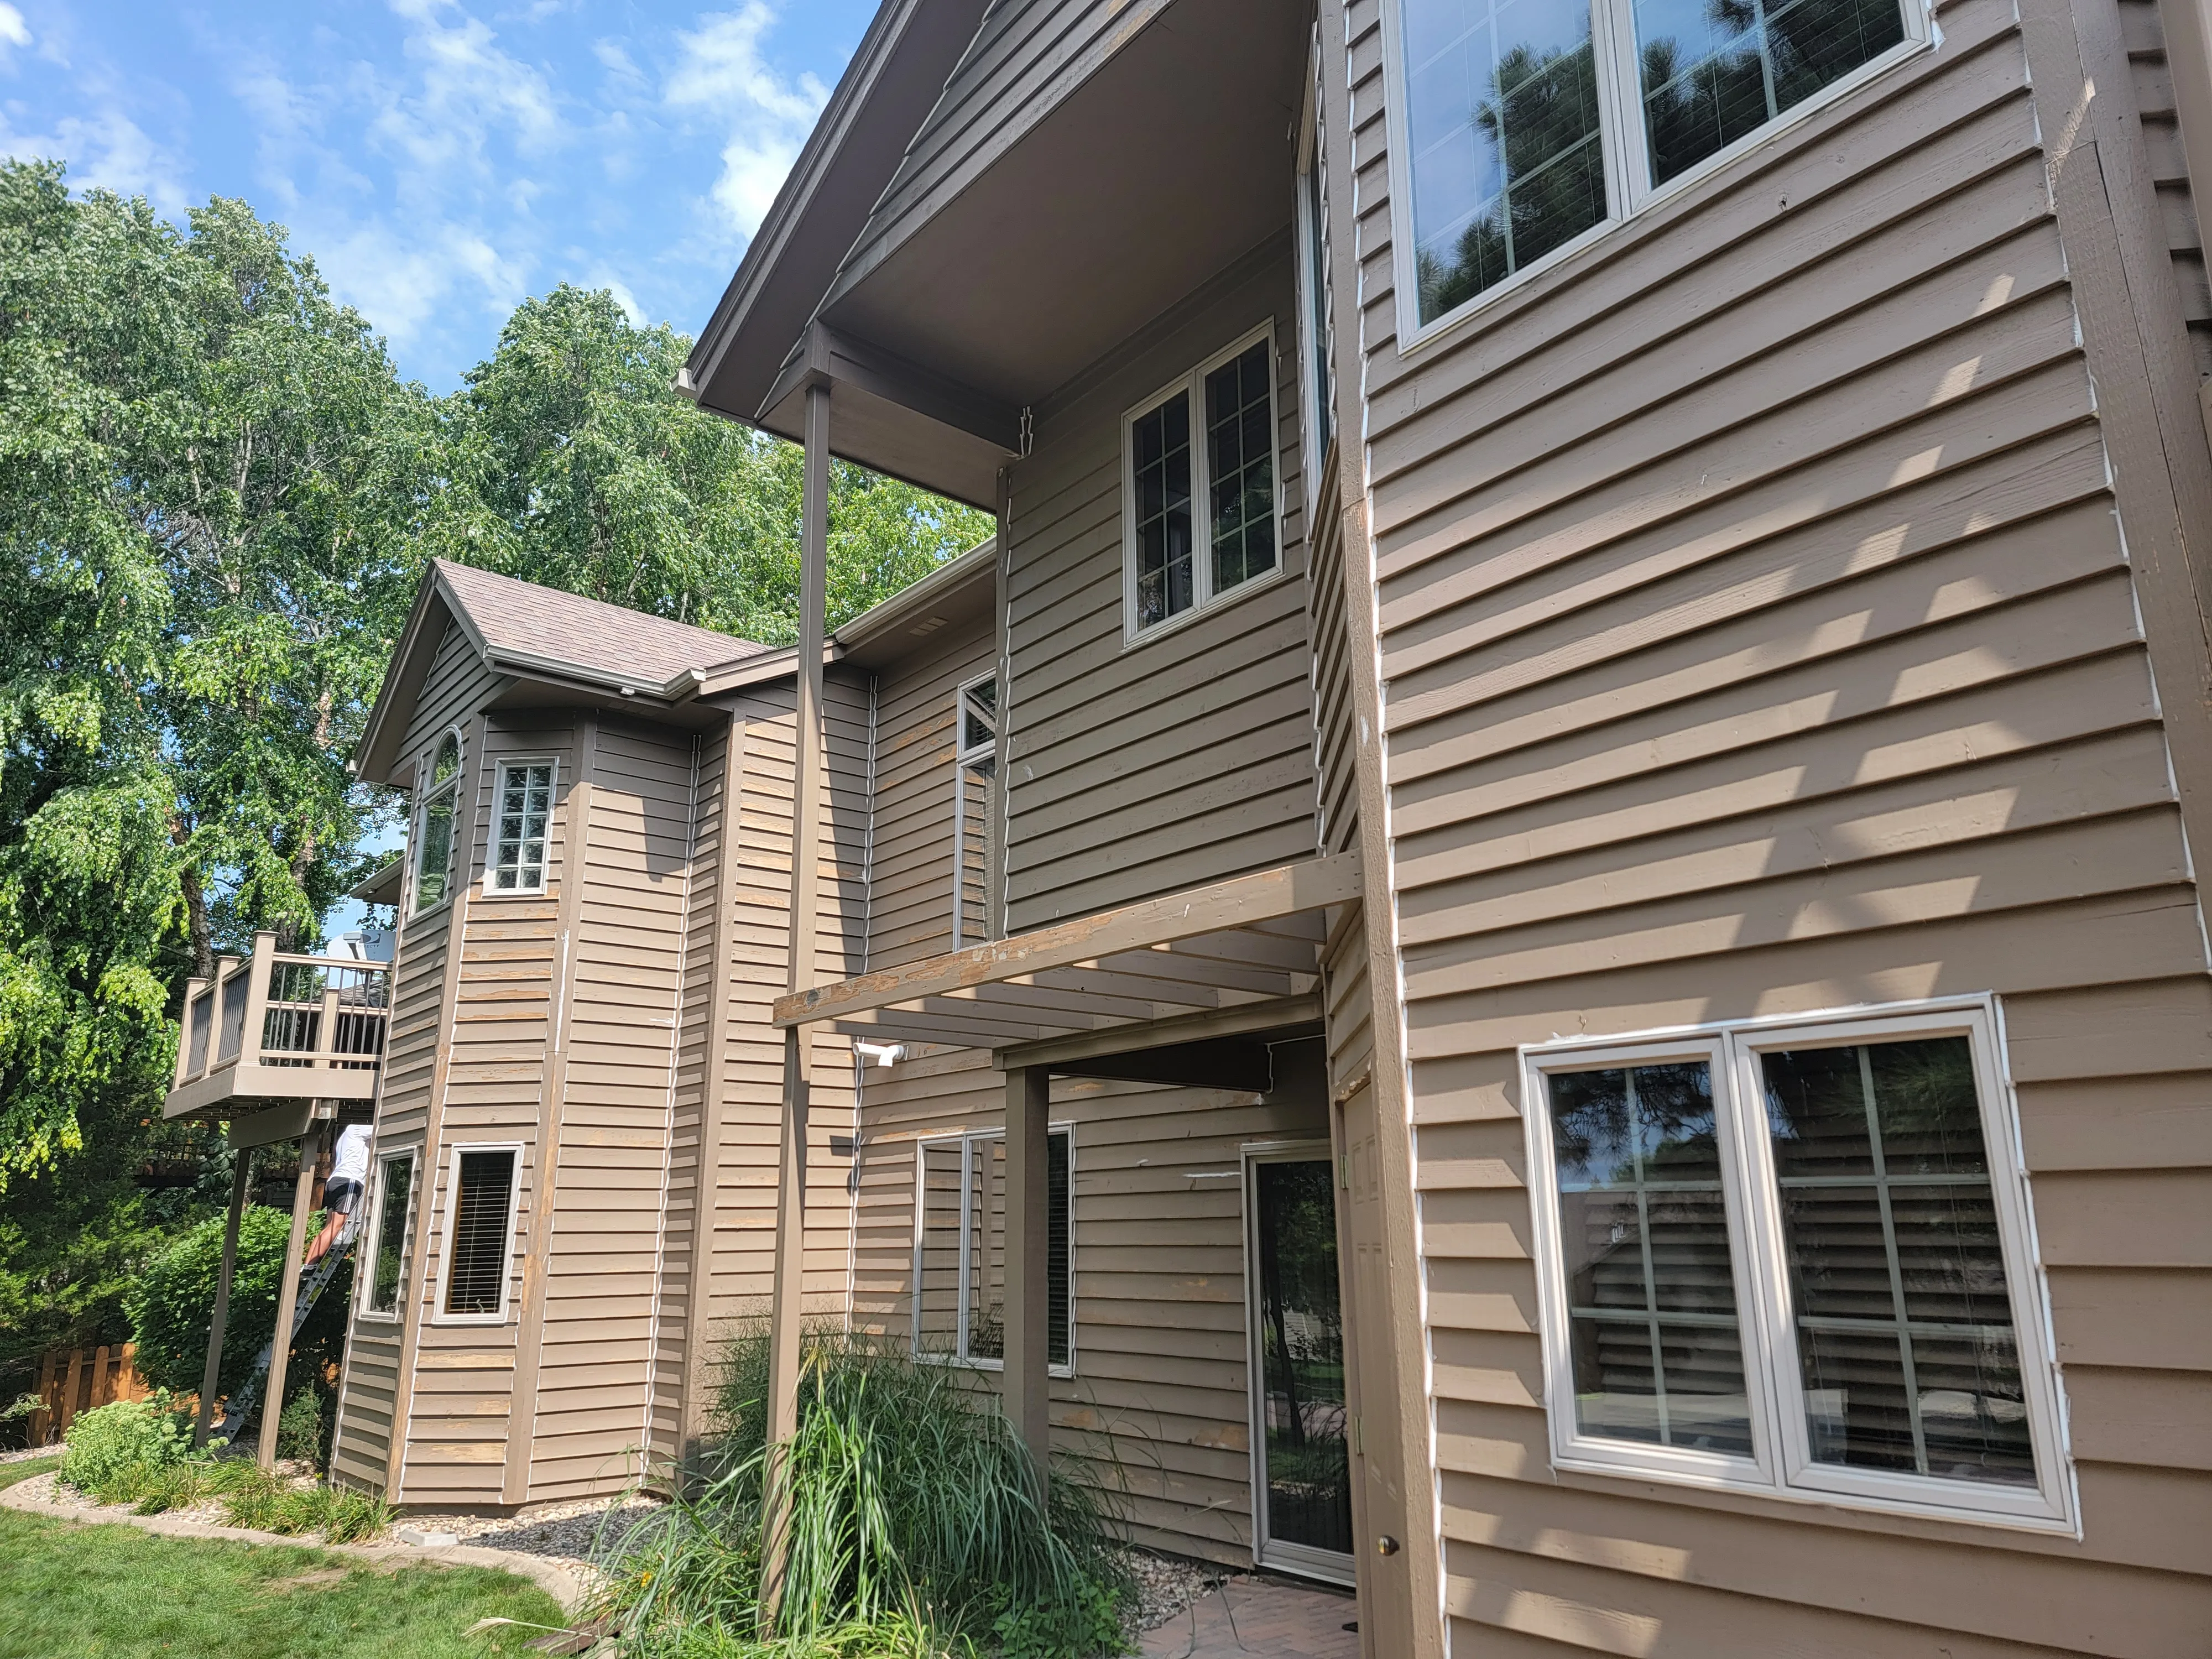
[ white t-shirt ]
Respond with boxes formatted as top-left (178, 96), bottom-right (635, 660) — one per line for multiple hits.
top-left (329, 1124), bottom-right (373, 1186)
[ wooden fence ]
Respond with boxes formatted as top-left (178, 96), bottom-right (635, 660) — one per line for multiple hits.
top-left (23, 1343), bottom-right (170, 1446)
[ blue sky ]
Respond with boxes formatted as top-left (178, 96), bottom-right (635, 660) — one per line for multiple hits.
top-left (0, 0), bottom-right (877, 389)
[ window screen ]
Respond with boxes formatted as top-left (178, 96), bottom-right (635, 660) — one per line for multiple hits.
top-left (365, 1152), bottom-right (416, 1316)
top-left (953, 677), bottom-right (997, 947)
top-left (491, 761), bottom-right (554, 891)
top-left (443, 1149), bottom-right (516, 1317)
top-left (1761, 1037), bottom-right (2034, 1485)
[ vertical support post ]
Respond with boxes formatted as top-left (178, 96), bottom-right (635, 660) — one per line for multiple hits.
top-left (259, 1120), bottom-right (325, 1468)
top-left (763, 376), bottom-right (832, 1622)
top-left (1001, 1066), bottom-right (1051, 1500)
top-left (197, 1150), bottom-right (253, 1447)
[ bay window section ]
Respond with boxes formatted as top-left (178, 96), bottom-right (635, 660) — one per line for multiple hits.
top-left (1391, 0), bottom-right (1924, 332)
top-left (1525, 1004), bottom-right (2073, 1528)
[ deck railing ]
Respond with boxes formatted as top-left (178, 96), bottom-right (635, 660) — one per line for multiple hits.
top-left (172, 932), bottom-right (390, 1095)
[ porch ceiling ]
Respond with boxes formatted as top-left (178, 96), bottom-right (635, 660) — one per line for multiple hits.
top-left (773, 853), bottom-right (1360, 1053)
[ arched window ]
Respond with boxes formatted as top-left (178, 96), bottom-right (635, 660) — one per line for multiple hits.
top-left (411, 728), bottom-right (464, 914)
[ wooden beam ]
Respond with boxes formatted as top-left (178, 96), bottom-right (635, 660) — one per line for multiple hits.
top-left (763, 377), bottom-right (831, 1626)
top-left (1001, 1066), bottom-right (1051, 1495)
top-left (995, 994), bottom-right (1322, 1071)
top-left (774, 852), bottom-right (1360, 1027)
top-left (195, 1152), bottom-right (252, 1448)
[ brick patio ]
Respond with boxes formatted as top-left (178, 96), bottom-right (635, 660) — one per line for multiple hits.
top-left (1138, 1577), bottom-right (1361, 1659)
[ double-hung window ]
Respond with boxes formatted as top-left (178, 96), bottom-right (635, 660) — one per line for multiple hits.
top-left (411, 730), bottom-right (463, 915)
top-left (436, 1144), bottom-right (520, 1323)
top-left (359, 1149), bottom-right (419, 1319)
top-left (489, 759), bottom-right (556, 894)
top-left (914, 1127), bottom-right (1072, 1374)
top-left (1123, 325), bottom-right (1282, 639)
top-left (952, 675), bottom-right (996, 947)
top-left (1387, 0), bottom-right (1928, 339)
top-left (1522, 1000), bottom-right (2074, 1529)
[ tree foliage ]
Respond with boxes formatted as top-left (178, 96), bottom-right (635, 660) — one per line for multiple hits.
top-left (0, 160), bottom-right (991, 1407)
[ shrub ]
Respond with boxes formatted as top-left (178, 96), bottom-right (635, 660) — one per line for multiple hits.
top-left (124, 1206), bottom-right (352, 1401)
top-left (57, 1391), bottom-right (201, 1496)
top-left (276, 1385), bottom-right (325, 1464)
top-left (596, 1328), bottom-right (1132, 1658)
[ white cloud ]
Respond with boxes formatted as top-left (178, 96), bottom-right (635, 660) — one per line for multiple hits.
top-left (0, 102), bottom-right (189, 214)
top-left (665, 3), bottom-right (825, 239)
top-left (0, 4), bottom-right (31, 51)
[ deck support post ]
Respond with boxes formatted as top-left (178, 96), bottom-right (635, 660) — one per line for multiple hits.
top-left (1001, 1065), bottom-right (1051, 1501)
top-left (763, 377), bottom-right (832, 1624)
top-left (195, 1150), bottom-right (253, 1448)
top-left (259, 1119), bottom-right (325, 1468)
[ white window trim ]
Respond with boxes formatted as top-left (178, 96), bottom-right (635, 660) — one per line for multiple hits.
top-left (1520, 995), bottom-right (2078, 1535)
top-left (407, 724), bottom-right (467, 917)
top-left (1120, 320), bottom-right (1287, 646)
top-left (910, 1124), bottom-right (1076, 1379)
top-left (1294, 45), bottom-right (1334, 518)
top-left (950, 675), bottom-right (995, 947)
top-left (1381, 0), bottom-right (1936, 353)
top-left (355, 1145), bottom-right (420, 1323)
top-left (484, 755), bottom-right (559, 898)
top-left (1241, 1139), bottom-right (1356, 1587)
top-left (431, 1141), bottom-right (524, 1327)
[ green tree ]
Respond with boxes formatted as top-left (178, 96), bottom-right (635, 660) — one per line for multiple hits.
top-left (439, 283), bottom-right (992, 642)
top-left (126, 1202), bottom-right (349, 1402)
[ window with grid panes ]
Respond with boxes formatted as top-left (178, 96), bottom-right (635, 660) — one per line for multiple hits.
top-left (1524, 1005), bottom-right (2072, 1527)
top-left (1124, 328), bottom-right (1281, 637)
top-left (1392, 0), bottom-right (1921, 333)
top-left (490, 760), bottom-right (555, 893)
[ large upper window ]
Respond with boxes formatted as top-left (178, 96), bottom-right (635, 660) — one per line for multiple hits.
top-left (411, 730), bottom-right (463, 915)
top-left (1123, 326), bottom-right (1281, 638)
top-left (1522, 1002), bottom-right (2074, 1529)
top-left (915, 1127), bottom-right (1072, 1374)
top-left (1391, 0), bottom-right (1921, 334)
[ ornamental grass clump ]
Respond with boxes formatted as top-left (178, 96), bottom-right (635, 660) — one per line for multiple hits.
top-left (594, 1329), bottom-right (1133, 1658)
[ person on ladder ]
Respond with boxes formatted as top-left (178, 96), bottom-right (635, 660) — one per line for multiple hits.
top-left (304, 1120), bottom-right (371, 1267)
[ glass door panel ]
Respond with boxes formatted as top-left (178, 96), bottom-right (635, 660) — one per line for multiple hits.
top-left (1250, 1154), bottom-right (1354, 1577)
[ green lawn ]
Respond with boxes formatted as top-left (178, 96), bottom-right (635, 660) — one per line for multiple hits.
top-left (0, 1456), bottom-right (567, 1659)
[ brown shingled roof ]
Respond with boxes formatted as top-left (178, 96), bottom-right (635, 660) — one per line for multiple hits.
top-left (434, 559), bottom-right (770, 688)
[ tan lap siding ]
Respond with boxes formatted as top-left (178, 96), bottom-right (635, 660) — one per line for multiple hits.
top-left (1340, 0), bottom-right (2212, 1645)
top-left (692, 679), bottom-right (864, 1374)
top-left (851, 1043), bottom-right (1333, 1566)
top-left (523, 721), bottom-right (698, 1500)
top-left (867, 617), bottom-right (997, 971)
top-left (1004, 247), bottom-right (1318, 931)
top-left (398, 716), bottom-right (581, 1503)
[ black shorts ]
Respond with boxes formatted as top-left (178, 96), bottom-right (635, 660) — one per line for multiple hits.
top-left (324, 1178), bottom-right (364, 1215)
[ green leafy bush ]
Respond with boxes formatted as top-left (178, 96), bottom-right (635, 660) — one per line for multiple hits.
top-left (57, 1391), bottom-right (201, 1495)
top-left (123, 1206), bottom-right (351, 1401)
top-left (276, 1385), bottom-right (331, 1465)
top-left (595, 1329), bottom-right (1132, 1658)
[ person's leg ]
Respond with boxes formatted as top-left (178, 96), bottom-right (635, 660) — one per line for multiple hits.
top-left (304, 1182), bottom-right (360, 1266)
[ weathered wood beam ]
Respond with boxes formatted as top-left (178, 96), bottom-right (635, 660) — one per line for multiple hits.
top-left (259, 1120), bottom-right (325, 1468)
top-left (1001, 1066), bottom-right (1051, 1496)
top-left (195, 1152), bottom-right (252, 1448)
top-left (774, 853), bottom-right (1360, 1027)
